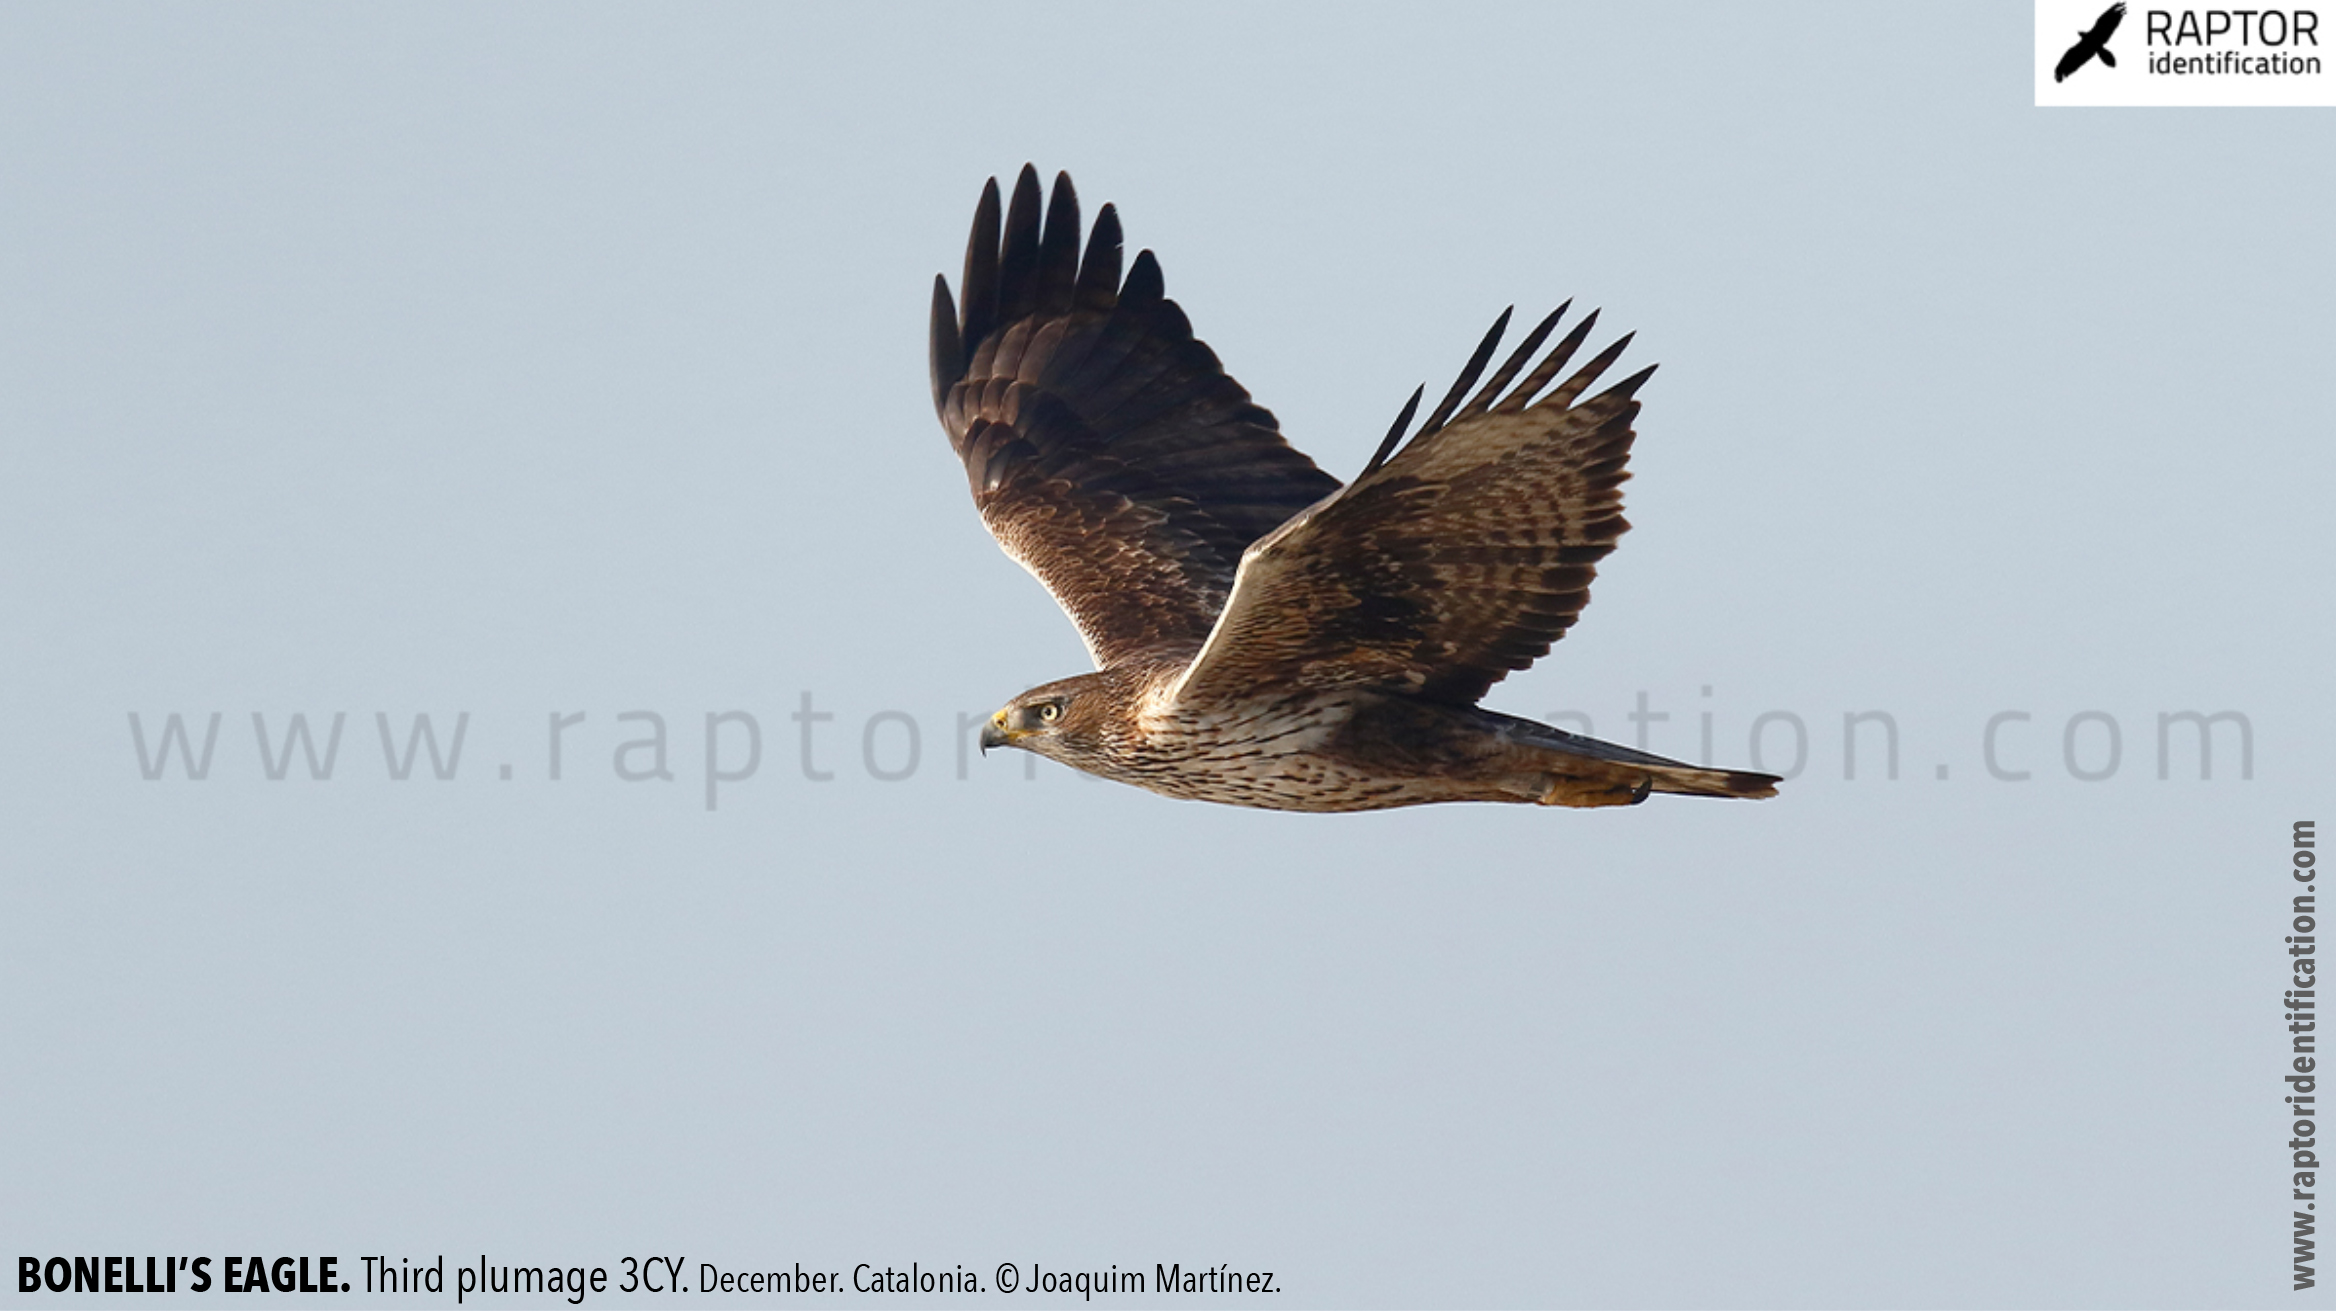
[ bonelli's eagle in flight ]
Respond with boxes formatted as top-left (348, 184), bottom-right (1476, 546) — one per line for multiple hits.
top-left (931, 167), bottom-right (1779, 812)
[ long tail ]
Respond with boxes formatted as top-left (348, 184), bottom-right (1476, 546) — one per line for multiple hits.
top-left (1488, 710), bottom-right (1781, 803)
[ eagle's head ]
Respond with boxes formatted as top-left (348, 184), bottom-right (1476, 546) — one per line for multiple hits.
top-left (978, 669), bottom-right (1136, 768)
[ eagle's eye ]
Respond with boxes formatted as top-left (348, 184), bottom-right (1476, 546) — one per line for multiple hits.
top-left (1036, 701), bottom-right (1063, 724)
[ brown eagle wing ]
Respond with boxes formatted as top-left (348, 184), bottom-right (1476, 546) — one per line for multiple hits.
top-left (931, 167), bottom-right (1342, 668)
top-left (1171, 304), bottom-right (1652, 708)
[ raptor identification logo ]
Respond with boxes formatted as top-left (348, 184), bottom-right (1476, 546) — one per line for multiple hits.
top-left (2035, 0), bottom-right (2335, 103)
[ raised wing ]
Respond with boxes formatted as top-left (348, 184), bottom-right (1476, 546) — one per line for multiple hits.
top-left (2088, 2), bottom-right (2125, 42)
top-left (931, 167), bottom-right (1342, 668)
top-left (1171, 304), bottom-right (1650, 709)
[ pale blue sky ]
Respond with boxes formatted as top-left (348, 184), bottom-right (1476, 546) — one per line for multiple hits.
top-left (2, 3), bottom-right (2330, 1307)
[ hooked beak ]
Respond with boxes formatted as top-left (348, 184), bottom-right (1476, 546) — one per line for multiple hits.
top-left (979, 720), bottom-right (1009, 754)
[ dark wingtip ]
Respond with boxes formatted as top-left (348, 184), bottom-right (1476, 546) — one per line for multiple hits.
top-left (1075, 202), bottom-right (1123, 312)
top-left (1360, 384), bottom-right (1426, 479)
top-left (930, 274), bottom-right (964, 415)
top-left (1121, 248), bottom-right (1165, 308)
top-left (1036, 170), bottom-right (1081, 315)
top-left (1459, 301), bottom-right (1570, 421)
top-left (1498, 308), bottom-right (1602, 413)
top-left (1594, 362), bottom-right (1659, 405)
top-left (1546, 329), bottom-right (1638, 410)
top-left (959, 176), bottom-right (1004, 353)
top-left (1551, 327), bottom-right (1644, 409)
top-left (1415, 306), bottom-right (1513, 441)
top-left (996, 166), bottom-right (1044, 324)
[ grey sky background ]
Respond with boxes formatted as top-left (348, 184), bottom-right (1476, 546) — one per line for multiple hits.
top-left (2, 2), bottom-right (2330, 1308)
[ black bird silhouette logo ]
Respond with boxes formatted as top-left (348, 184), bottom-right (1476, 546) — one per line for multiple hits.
top-left (2056, 2), bottom-right (2126, 81)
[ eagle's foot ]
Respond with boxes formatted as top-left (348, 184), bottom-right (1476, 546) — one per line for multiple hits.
top-left (1537, 773), bottom-right (1656, 808)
